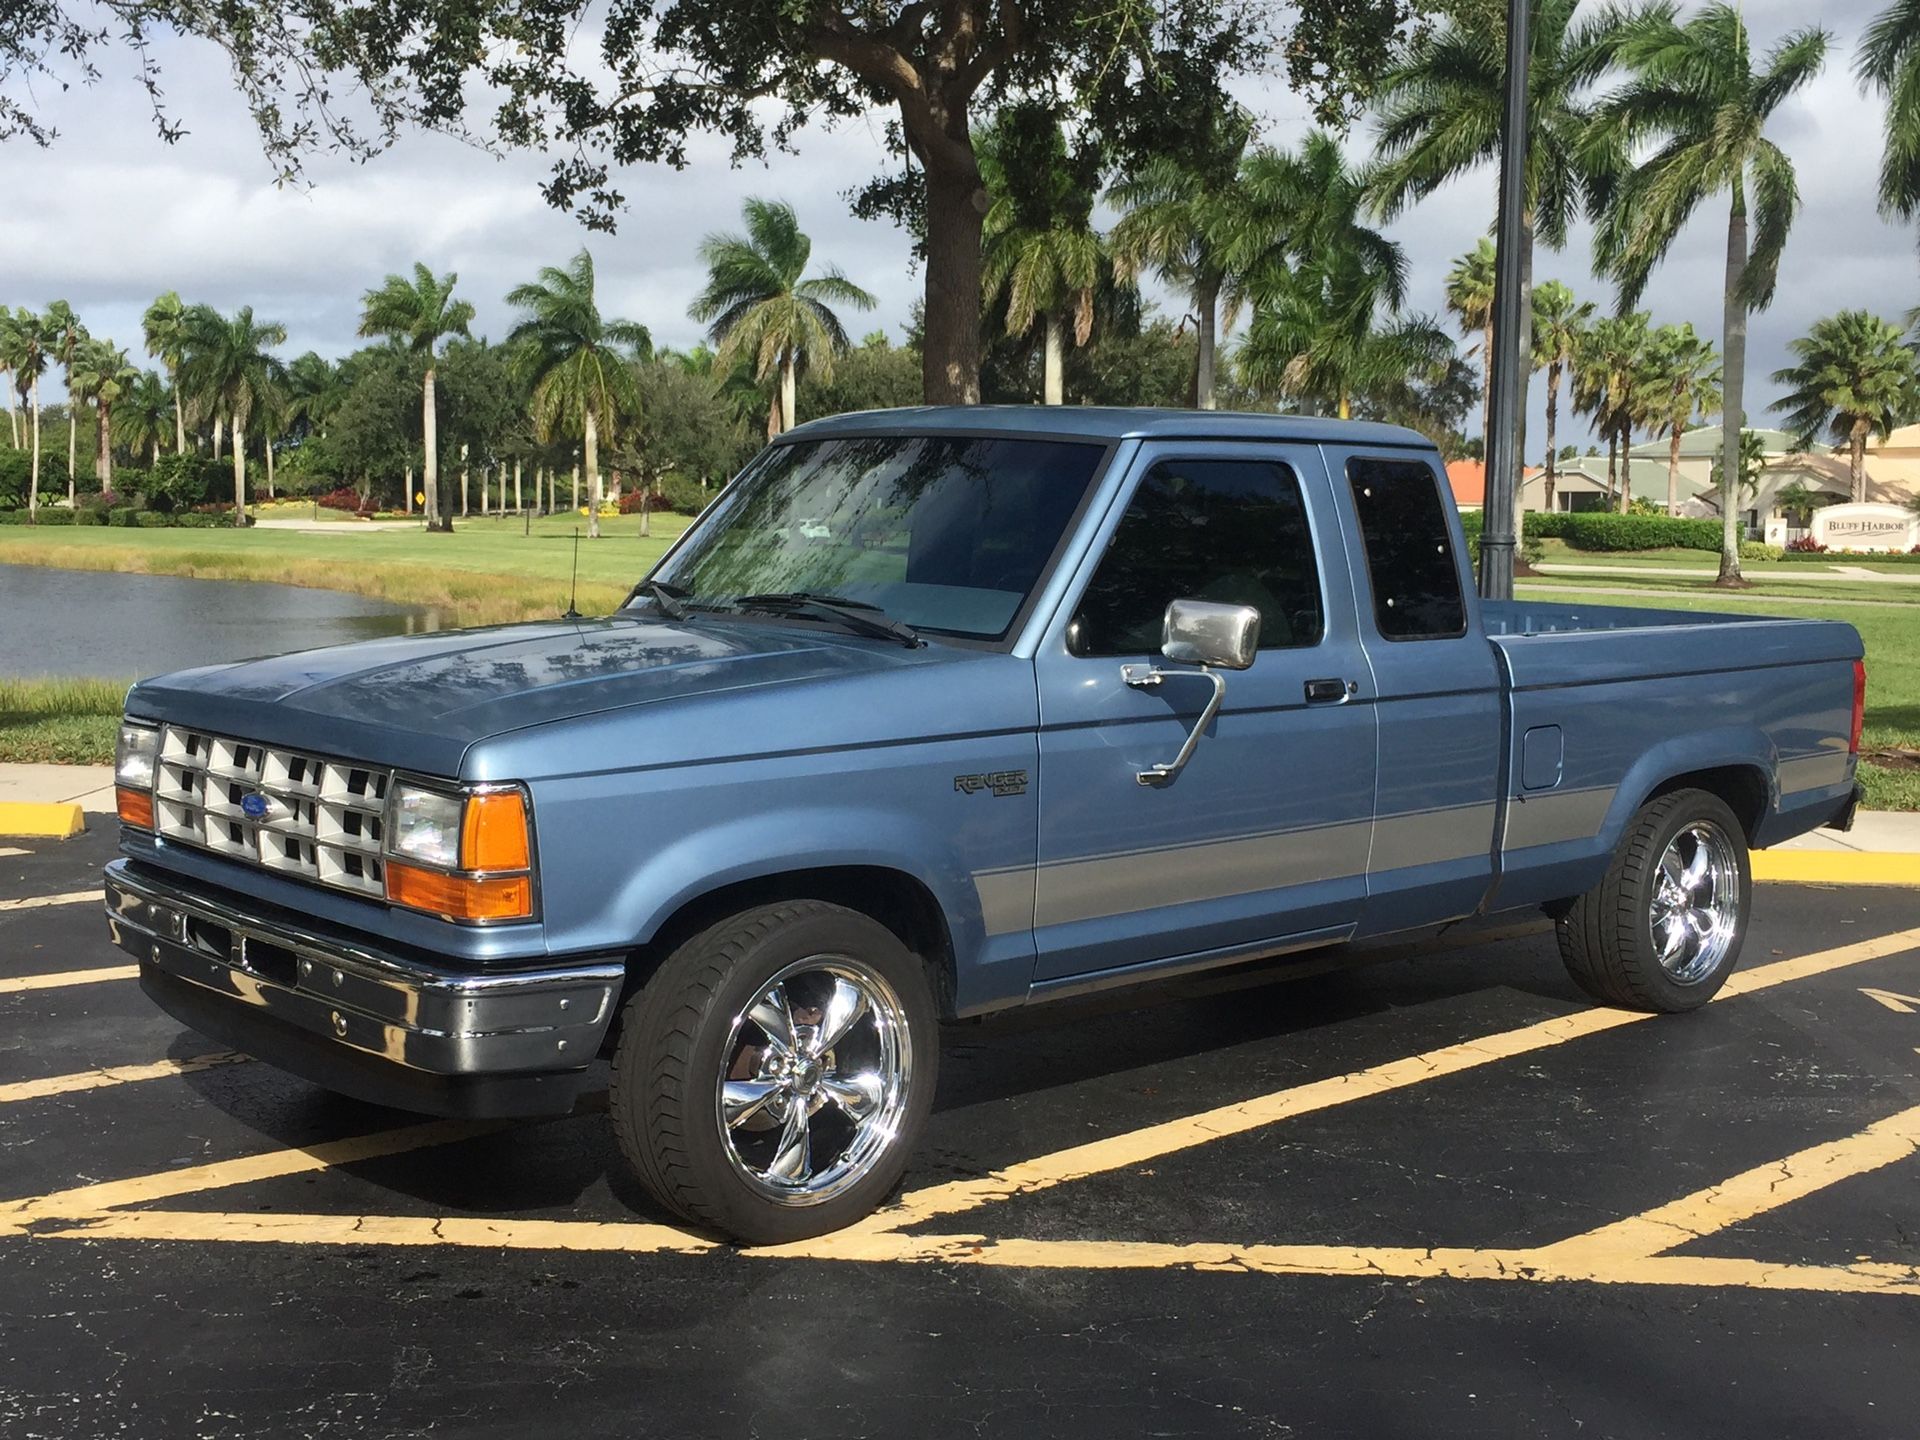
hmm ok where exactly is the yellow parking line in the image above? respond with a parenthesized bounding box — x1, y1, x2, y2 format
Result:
(1535, 1102, 1920, 1268)
(0, 964, 138, 995)
(41, 1209, 716, 1254)
(0, 1052, 250, 1106)
(0, 890, 98, 914)
(0, 1116, 511, 1232)
(858, 925, 1920, 1234)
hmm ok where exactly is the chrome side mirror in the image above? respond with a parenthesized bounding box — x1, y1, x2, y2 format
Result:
(1119, 600, 1262, 787)
(1161, 599, 1261, 670)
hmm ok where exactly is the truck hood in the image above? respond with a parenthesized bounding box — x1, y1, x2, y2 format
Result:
(128, 615, 983, 776)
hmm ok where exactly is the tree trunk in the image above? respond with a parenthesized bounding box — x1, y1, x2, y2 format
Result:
(584, 410, 601, 541)
(918, 152, 987, 405)
(422, 367, 440, 529)
(98, 405, 111, 492)
(212, 414, 224, 461)
(231, 413, 246, 527)
(570, 460, 580, 514)
(461, 443, 470, 516)
(1618, 422, 1633, 516)
(1718, 189, 1749, 585)
(1337, 389, 1352, 421)
(780, 351, 797, 433)
(1544, 362, 1560, 511)
(27, 379, 40, 520)
(67, 405, 76, 505)
(1668, 425, 1683, 517)
(405, 465, 414, 515)
(172, 381, 185, 454)
(1042, 313, 1065, 405)
(264, 428, 274, 499)
(640, 483, 651, 539)
(514, 459, 523, 512)
(1193, 273, 1220, 410)
(4, 383, 17, 448)
(1606, 431, 1618, 505)
(1850, 422, 1868, 502)
(1509, 213, 1534, 566)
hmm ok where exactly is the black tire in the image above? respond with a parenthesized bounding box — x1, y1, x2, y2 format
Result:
(1556, 788, 1752, 1012)
(610, 900, 938, 1244)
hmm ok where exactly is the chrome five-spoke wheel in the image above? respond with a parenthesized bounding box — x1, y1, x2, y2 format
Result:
(1649, 819, 1742, 985)
(718, 957, 913, 1206)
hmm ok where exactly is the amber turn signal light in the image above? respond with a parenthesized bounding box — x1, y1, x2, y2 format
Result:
(385, 862, 532, 922)
(461, 789, 531, 871)
(116, 787, 154, 830)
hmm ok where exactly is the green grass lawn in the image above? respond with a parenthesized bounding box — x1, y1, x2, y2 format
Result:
(1531, 541, 1920, 582)
(1522, 586, 1920, 810)
(0, 677, 130, 766)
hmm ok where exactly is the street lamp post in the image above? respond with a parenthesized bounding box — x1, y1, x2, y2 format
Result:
(1479, 0, 1532, 601)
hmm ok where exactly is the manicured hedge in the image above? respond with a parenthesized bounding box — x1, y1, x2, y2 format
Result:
(1460, 509, 1729, 553)
(1779, 548, 1920, 563)
(0, 508, 75, 525)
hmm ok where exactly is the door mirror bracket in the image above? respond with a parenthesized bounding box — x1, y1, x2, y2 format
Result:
(1120, 601, 1261, 787)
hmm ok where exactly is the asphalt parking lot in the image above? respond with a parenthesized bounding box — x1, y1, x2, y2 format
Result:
(3, 827, 1918, 1439)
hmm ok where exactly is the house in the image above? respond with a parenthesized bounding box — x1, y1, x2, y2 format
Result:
(1445, 459, 1486, 511)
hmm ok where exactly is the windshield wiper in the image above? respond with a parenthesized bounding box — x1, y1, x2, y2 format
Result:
(732, 592, 922, 648)
(627, 578, 691, 621)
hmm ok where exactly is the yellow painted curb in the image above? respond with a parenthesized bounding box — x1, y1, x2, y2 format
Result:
(1753, 850, 1919, 886)
(0, 801, 85, 839)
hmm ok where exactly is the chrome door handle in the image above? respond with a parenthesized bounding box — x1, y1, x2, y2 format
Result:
(1304, 678, 1356, 704)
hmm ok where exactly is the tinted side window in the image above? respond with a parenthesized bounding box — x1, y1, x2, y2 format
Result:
(1070, 459, 1325, 657)
(1345, 457, 1467, 640)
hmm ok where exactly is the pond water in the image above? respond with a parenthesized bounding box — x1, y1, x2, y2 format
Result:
(0, 564, 442, 680)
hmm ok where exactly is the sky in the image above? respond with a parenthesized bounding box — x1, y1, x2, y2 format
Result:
(0, 0, 1909, 455)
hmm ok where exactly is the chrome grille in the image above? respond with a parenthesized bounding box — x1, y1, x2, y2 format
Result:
(152, 726, 392, 898)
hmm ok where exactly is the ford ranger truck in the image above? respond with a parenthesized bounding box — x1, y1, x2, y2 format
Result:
(104, 408, 1868, 1243)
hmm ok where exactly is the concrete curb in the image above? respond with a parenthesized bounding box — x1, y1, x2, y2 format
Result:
(1753, 851, 1918, 886)
(0, 802, 86, 839)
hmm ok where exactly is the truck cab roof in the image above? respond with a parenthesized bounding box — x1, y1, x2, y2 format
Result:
(779, 405, 1437, 451)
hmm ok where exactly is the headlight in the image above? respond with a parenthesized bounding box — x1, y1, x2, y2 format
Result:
(116, 722, 159, 789)
(115, 722, 159, 829)
(389, 784, 464, 868)
(383, 783, 535, 923)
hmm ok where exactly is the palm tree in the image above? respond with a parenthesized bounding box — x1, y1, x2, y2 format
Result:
(179, 306, 288, 526)
(977, 115, 1106, 406)
(1644, 324, 1722, 515)
(1371, 0, 1621, 544)
(0, 309, 51, 519)
(508, 249, 651, 540)
(1858, 1, 1920, 224)
(68, 339, 139, 492)
(1109, 109, 1272, 410)
(1531, 281, 1594, 513)
(1445, 240, 1498, 449)
(1772, 310, 1920, 501)
(141, 292, 191, 454)
(44, 301, 88, 503)
(1596, 2, 1830, 582)
(114, 370, 173, 467)
(691, 199, 874, 430)
(358, 264, 475, 529)
(1573, 312, 1653, 511)
(284, 352, 345, 443)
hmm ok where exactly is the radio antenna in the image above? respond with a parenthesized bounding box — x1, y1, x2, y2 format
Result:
(563, 528, 582, 619)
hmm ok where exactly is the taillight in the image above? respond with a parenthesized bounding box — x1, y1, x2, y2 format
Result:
(1850, 659, 1867, 755)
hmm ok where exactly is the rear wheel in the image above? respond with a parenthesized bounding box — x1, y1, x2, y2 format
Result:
(610, 900, 937, 1244)
(1556, 788, 1750, 1012)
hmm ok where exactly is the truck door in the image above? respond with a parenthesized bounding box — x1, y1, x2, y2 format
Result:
(1324, 447, 1503, 933)
(1030, 443, 1379, 985)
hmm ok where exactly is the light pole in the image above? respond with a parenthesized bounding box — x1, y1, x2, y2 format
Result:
(1479, 0, 1532, 601)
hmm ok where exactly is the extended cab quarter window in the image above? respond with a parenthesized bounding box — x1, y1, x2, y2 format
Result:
(1070, 458, 1325, 657)
(1345, 456, 1468, 640)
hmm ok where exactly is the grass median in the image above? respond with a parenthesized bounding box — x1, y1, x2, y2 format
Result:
(0, 677, 129, 765)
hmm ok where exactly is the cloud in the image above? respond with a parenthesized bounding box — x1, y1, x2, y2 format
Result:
(2, 1, 1911, 455)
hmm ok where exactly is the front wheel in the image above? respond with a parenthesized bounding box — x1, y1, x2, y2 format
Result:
(610, 900, 938, 1244)
(1556, 788, 1751, 1012)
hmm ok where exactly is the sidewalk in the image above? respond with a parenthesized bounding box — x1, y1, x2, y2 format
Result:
(1775, 810, 1920, 853)
(1532, 561, 1920, 586)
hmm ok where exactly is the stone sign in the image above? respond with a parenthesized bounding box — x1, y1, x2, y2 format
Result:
(1810, 503, 1920, 553)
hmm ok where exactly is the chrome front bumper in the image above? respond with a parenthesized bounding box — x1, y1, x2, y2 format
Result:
(104, 858, 623, 1117)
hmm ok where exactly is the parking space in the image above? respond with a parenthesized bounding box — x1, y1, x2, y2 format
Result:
(3, 828, 1918, 1437)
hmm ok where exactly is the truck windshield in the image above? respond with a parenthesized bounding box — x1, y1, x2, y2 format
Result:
(644, 434, 1107, 640)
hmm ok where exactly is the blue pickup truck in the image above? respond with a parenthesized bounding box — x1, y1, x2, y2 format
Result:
(104, 408, 1867, 1241)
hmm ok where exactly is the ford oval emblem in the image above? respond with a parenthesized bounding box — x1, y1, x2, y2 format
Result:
(240, 792, 270, 820)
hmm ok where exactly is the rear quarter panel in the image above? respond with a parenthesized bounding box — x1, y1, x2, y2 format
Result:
(1486, 603, 1862, 910)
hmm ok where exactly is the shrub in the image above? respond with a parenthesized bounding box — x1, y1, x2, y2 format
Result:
(172, 511, 231, 528)
(1739, 541, 1785, 562)
(317, 486, 374, 515)
(72, 507, 107, 526)
(0, 507, 75, 525)
(1786, 536, 1827, 553)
